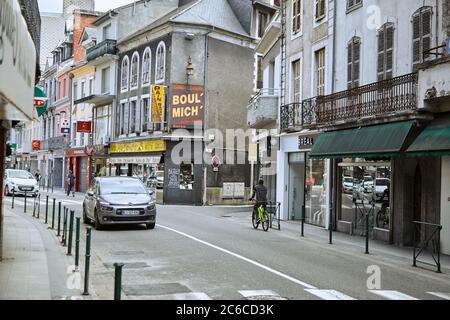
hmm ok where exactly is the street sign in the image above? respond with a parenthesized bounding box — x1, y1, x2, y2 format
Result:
(61, 119, 70, 135)
(447, 38, 450, 55)
(212, 155, 221, 172)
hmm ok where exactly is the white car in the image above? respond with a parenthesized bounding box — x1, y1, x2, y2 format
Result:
(363, 176, 374, 193)
(4, 169, 40, 197)
(342, 177, 354, 194)
(375, 178, 390, 199)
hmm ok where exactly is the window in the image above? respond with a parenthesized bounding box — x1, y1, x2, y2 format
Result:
(142, 48, 151, 85)
(101, 67, 110, 94)
(81, 80, 86, 98)
(130, 52, 139, 89)
(120, 102, 129, 135)
(130, 100, 137, 133)
(315, 48, 326, 96)
(103, 24, 112, 40)
(89, 78, 94, 95)
(155, 42, 166, 83)
(179, 163, 194, 190)
(257, 11, 269, 38)
(121, 56, 130, 91)
(73, 81, 78, 101)
(292, 59, 301, 103)
(377, 23, 394, 81)
(347, 0, 362, 12)
(141, 97, 151, 132)
(63, 79, 66, 97)
(292, 0, 302, 34)
(115, 104, 121, 137)
(347, 37, 361, 89)
(412, 7, 432, 70)
(315, 0, 326, 21)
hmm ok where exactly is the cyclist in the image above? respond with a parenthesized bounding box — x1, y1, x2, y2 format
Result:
(249, 179, 268, 222)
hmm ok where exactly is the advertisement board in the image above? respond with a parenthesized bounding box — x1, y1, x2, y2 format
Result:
(170, 84, 205, 129)
(151, 85, 165, 123)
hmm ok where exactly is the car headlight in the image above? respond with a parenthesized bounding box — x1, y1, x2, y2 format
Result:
(100, 202, 114, 212)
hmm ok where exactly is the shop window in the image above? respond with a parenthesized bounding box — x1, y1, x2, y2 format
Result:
(179, 163, 194, 190)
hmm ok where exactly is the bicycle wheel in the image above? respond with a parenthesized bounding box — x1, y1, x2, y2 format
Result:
(261, 213, 270, 232)
(252, 213, 259, 229)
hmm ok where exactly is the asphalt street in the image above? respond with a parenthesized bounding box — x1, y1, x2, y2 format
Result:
(4, 190, 450, 301)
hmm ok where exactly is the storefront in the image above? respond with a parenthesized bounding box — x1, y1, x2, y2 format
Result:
(91, 144, 110, 177)
(277, 132, 330, 227)
(66, 149, 91, 193)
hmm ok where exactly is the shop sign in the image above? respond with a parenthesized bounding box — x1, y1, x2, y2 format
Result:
(109, 156, 161, 165)
(32, 140, 40, 151)
(170, 84, 205, 129)
(66, 149, 87, 157)
(298, 135, 317, 150)
(110, 140, 166, 154)
(77, 121, 92, 133)
(0, 0, 36, 121)
(151, 85, 165, 123)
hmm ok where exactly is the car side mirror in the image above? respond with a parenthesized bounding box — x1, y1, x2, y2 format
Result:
(149, 190, 155, 197)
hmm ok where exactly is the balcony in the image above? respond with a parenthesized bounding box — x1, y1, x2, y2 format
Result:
(41, 136, 70, 151)
(247, 89, 279, 128)
(86, 39, 117, 62)
(316, 73, 418, 128)
(280, 97, 318, 132)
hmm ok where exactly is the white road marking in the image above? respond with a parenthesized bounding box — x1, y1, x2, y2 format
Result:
(305, 289, 356, 300)
(239, 290, 280, 298)
(172, 292, 212, 300)
(369, 290, 419, 300)
(157, 224, 317, 290)
(427, 292, 450, 300)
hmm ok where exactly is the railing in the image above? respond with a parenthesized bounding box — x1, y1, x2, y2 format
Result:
(316, 73, 418, 126)
(247, 88, 280, 110)
(413, 221, 442, 273)
(247, 88, 279, 128)
(423, 44, 447, 61)
(280, 97, 318, 131)
(86, 39, 117, 62)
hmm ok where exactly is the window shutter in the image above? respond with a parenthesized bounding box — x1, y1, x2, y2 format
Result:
(377, 29, 385, 81)
(320, 0, 326, 18)
(422, 9, 432, 60)
(412, 13, 421, 66)
(353, 40, 360, 87)
(385, 25, 394, 79)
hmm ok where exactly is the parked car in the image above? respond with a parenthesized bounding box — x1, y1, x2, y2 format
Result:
(363, 176, 374, 193)
(83, 177, 156, 230)
(375, 178, 390, 200)
(342, 177, 353, 194)
(4, 169, 39, 197)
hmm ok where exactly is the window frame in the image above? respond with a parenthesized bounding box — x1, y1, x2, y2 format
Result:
(121, 55, 130, 93)
(142, 47, 152, 86)
(412, 6, 433, 70)
(377, 23, 395, 81)
(346, 0, 363, 14)
(315, 0, 326, 22)
(347, 36, 361, 89)
(155, 41, 166, 84)
(130, 52, 140, 91)
(292, 0, 302, 36)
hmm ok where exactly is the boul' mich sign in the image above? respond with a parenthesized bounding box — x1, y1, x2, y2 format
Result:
(170, 84, 205, 129)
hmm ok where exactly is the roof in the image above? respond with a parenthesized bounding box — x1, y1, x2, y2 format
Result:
(119, 0, 250, 45)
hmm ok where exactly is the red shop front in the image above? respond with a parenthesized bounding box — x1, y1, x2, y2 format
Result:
(66, 149, 91, 193)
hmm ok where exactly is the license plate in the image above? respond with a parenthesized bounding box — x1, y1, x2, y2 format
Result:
(22, 187, 33, 191)
(123, 210, 140, 215)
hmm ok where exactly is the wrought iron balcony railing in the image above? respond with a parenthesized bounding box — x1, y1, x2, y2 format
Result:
(86, 39, 117, 62)
(316, 73, 418, 125)
(280, 97, 318, 132)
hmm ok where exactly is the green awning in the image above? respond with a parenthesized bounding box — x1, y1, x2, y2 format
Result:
(310, 121, 415, 159)
(407, 114, 450, 157)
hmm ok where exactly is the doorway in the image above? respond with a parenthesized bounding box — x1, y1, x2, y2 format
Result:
(413, 164, 422, 244)
(288, 153, 305, 221)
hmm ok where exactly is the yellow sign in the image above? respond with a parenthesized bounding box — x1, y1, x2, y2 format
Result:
(152, 85, 165, 123)
(111, 140, 166, 154)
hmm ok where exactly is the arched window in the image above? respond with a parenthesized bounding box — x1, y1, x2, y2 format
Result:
(130, 52, 140, 89)
(347, 36, 361, 89)
(121, 56, 130, 92)
(142, 47, 151, 85)
(377, 23, 395, 81)
(155, 41, 166, 83)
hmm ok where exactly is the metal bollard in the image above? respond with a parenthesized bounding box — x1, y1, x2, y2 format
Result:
(37, 194, 41, 219)
(24, 191, 27, 213)
(75, 217, 81, 268)
(11, 189, 15, 209)
(57, 202, 62, 236)
(62, 208, 68, 246)
(83, 228, 92, 296)
(51, 198, 56, 229)
(67, 210, 74, 256)
(365, 212, 370, 254)
(114, 263, 124, 300)
(329, 207, 333, 245)
(45, 195, 49, 224)
(301, 205, 305, 237)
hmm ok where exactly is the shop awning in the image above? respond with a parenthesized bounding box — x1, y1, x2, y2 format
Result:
(310, 120, 415, 159)
(407, 115, 450, 157)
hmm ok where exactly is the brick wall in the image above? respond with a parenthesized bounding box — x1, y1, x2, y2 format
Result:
(73, 13, 99, 64)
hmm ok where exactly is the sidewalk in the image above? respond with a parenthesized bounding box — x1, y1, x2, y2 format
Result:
(0, 200, 85, 300)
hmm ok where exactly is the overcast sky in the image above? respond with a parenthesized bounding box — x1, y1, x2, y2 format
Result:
(38, 0, 137, 13)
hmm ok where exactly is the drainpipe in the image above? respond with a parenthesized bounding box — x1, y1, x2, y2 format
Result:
(203, 31, 211, 206)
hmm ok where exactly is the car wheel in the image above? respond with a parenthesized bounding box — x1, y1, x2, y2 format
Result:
(94, 210, 104, 230)
(82, 205, 90, 224)
(146, 222, 156, 230)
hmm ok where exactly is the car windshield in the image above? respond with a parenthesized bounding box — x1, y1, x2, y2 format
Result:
(100, 179, 147, 195)
(8, 170, 34, 179)
(376, 179, 390, 186)
(364, 177, 373, 182)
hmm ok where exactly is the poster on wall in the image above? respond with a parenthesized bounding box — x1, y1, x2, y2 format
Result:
(170, 84, 205, 129)
(151, 85, 165, 123)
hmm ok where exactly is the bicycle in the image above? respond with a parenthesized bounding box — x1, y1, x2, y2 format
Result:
(376, 203, 390, 229)
(251, 201, 269, 232)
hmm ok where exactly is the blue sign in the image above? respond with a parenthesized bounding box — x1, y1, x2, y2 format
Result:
(61, 127, 70, 135)
(447, 38, 450, 55)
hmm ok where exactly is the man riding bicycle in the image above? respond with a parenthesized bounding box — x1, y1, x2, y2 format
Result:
(249, 180, 268, 222)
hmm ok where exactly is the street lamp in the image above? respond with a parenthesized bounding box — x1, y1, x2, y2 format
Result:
(186, 56, 194, 91)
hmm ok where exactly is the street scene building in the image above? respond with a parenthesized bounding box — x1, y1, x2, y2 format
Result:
(2, 0, 450, 303)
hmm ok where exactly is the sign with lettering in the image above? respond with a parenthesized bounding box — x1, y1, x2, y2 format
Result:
(167, 168, 180, 189)
(170, 84, 205, 129)
(110, 140, 166, 154)
(298, 135, 317, 150)
(0, 0, 36, 121)
(77, 121, 92, 133)
(151, 85, 165, 123)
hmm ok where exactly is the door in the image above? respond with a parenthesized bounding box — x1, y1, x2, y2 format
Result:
(413, 164, 422, 244)
(288, 153, 305, 221)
